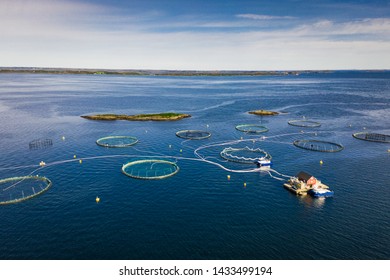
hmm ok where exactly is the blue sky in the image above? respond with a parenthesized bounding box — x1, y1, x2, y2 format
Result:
(1, 0, 389, 70)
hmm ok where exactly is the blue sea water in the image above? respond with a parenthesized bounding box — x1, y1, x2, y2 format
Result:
(0, 71, 389, 260)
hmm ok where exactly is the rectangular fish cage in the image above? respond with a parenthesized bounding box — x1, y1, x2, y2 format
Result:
(29, 138, 53, 150)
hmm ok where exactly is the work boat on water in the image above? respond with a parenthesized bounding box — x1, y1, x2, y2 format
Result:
(283, 171, 334, 197)
(308, 187, 334, 197)
(256, 159, 272, 169)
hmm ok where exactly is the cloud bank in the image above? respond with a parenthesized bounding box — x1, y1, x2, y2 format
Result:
(0, 0, 389, 70)
(236, 14, 296, 20)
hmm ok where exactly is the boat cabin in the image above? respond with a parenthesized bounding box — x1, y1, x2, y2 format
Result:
(296, 171, 317, 186)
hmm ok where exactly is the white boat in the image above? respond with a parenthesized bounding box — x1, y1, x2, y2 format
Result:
(308, 188, 334, 197)
(256, 159, 272, 169)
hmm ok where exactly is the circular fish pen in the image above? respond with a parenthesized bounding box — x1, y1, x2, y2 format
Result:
(288, 120, 321, 127)
(96, 136, 138, 148)
(220, 147, 272, 164)
(293, 140, 344, 152)
(175, 130, 211, 140)
(0, 175, 52, 205)
(122, 159, 179, 180)
(352, 132, 390, 143)
(235, 124, 269, 134)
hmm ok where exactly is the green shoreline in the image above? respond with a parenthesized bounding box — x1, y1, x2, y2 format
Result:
(0, 67, 332, 77)
(81, 113, 191, 121)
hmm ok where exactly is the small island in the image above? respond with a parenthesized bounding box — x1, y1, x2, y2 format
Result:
(81, 112, 191, 121)
(248, 110, 279, 116)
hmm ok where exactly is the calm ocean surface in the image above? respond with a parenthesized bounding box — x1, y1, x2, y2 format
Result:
(0, 71, 389, 260)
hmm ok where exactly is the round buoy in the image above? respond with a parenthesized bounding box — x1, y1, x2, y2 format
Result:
(320, 160, 323, 165)
(244, 182, 247, 187)
(79, 159, 82, 164)
(169, 145, 172, 148)
(73, 155, 77, 159)
(180, 149, 182, 153)
(61, 136, 65, 140)
(96, 196, 100, 203)
(227, 175, 230, 180)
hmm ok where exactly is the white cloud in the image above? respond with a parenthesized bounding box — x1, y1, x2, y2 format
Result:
(343, 18, 390, 35)
(0, 0, 107, 38)
(236, 14, 296, 20)
(312, 20, 334, 29)
(295, 18, 390, 37)
(3, 27, 389, 70)
(0, 0, 105, 21)
(0, 0, 389, 70)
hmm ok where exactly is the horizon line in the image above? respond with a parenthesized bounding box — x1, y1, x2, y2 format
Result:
(1, 66, 389, 72)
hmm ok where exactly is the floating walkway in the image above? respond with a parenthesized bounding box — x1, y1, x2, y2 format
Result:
(96, 136, 138, 148)
(176, 130, 211, 140)
(352, 132, 390, 143)
(293, 139, 344, 152)
(288, 120, 321, 128)
(220, 146, 272, 164)
(235, 124, 269, 134)
(0, 175, 52, 205)
(122, 159, 179, 180)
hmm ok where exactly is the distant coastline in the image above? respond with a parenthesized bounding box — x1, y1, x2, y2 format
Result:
(0, 67, 333, 77)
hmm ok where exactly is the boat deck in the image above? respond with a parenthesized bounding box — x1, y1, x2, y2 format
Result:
(283, 182, 330, 196)
(283, 183, 309, 195)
